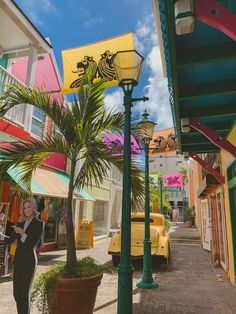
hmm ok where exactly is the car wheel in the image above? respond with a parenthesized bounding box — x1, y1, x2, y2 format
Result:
(163, 245, 171, 265)
(112, 255, 120, 267)
(162, 256, 169, 265)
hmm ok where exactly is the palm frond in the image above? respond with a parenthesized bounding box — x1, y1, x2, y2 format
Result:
(0, 85, 77, 145)
(110, 155, 145, 211)
(0, 136, 71, 193)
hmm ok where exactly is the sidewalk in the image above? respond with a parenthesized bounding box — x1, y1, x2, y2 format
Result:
(1, 223, 236, 313)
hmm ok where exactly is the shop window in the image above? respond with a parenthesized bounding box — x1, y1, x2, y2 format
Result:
(93, 200, 108, 236)
(169, 201, 174, 208)
(36, 197, 59, 244)
(177, 201, 183, 209)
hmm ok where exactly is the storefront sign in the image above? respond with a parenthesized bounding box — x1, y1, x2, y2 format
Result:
(76, 220, 94, 249)
(162, 173, 183, 187)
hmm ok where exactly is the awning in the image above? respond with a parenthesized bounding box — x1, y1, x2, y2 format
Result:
(7, 166, 95, 201)
(155, 1, 236, 154)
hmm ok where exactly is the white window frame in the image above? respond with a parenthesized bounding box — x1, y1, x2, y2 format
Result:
(30, 106, 46, 139)
(216, 187, 228, 271)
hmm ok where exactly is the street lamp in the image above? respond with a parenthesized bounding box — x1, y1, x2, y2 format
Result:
(112, 50, 148, 314)
(159, 176, 163, 214)
(136, 110, 158, 289)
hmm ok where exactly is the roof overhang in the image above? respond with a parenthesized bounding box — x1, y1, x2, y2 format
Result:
(0, 0, 52, 56)
(154, 0, 236, 154)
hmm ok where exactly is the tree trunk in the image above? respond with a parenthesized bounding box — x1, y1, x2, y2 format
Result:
(66, 159, 77, 264)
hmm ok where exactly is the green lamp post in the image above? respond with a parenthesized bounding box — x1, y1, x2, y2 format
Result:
(136, 110, 158, 289)
(159, 176, 163, 214)
(112, 50, 148, 314)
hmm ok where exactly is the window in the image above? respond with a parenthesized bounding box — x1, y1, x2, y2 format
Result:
(112, 166, 122, 183)
(53, 123, 63, 137)
(93, 201, 108, 236)
(31, 107, 45, 138)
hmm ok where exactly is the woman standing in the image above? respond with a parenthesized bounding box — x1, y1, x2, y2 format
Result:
(172, 207, 180, 225)
(5, 198, 44, 314)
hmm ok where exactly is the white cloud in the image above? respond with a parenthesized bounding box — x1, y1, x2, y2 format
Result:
(141, 45, 173, 130)
(104, 89, 123, 112)
(134, 14, 173, 130)
(105, 14, 173, 130)
(78, 4, 103, 28)
(18, 0, 57, 25)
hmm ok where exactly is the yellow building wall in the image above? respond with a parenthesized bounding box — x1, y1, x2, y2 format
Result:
(220, 124, 236, 285)
(86, 201, 94, 220)
(84, 177, 111, 202)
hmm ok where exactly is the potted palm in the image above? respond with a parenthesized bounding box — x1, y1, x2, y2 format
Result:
(0, 75, 144, 313)
(31, 256, 104, 314)
(185, 207, 195, 228)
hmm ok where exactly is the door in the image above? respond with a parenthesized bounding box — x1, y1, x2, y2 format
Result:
(210, 195, 220, 264)
(201, 199, 211, 251)
(216, 189, 228, 270)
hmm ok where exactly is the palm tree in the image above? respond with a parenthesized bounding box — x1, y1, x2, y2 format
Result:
(0, 77, 144, 265)
(150, 186, 171, 213)
(149, 172, 171, 213)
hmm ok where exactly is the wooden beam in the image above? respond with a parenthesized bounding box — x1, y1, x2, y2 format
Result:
(181, 143, 219, 152)
(189, 152, 225, 185)
(190, 117, 236, 158)
(179, 103, 236, 118)
(179, 79, 236, 100)
(194, 0, 236, 41)
(177, 43, 236, 67)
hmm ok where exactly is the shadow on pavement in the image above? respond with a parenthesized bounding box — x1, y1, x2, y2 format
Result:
(37, 254, 65, 265)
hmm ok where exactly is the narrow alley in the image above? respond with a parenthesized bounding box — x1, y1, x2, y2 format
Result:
(1, 223, 236, 314)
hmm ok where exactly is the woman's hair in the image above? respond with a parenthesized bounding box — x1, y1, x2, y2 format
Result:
(22, 198, 38, 218)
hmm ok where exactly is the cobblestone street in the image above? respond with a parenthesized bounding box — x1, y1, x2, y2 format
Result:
(1, 223, 236, 313)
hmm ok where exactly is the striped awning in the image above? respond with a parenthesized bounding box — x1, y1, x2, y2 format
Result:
(7, 166, 95, 201)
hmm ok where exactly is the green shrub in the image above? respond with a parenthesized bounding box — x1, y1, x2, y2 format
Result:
(164, 218, 170, 231)
(31, 257, 104, 314)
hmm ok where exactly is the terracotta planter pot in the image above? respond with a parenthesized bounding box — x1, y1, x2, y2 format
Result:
(185, 220, 193, 228)
(50, 273, 103, 314)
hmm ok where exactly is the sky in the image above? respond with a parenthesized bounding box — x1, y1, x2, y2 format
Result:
(15, 0, 173, 130)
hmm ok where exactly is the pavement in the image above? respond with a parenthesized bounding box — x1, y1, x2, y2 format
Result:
(1, 223, 236, 313)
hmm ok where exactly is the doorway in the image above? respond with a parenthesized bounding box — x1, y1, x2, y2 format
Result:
(210, 195, 220, 264)
(201, 199, 211, 251)
(216, 188, 228, 270)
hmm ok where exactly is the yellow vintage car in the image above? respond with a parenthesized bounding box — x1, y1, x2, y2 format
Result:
(108, 212, 170, 266)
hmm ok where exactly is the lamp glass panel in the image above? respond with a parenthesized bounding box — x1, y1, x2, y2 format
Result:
(113, 50, 143, 83)
(137, 121, 155, 140)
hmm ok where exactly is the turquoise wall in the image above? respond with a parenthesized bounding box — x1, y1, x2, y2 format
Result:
(0, 55, 8, 69)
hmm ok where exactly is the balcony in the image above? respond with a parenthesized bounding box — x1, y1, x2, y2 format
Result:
(0, 65, 27, 128)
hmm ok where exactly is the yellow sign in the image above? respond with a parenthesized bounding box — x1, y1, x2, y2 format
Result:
(76, 220, 94, 249)
(61, 32, 134, 94)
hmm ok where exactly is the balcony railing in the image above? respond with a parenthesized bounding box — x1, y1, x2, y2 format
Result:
(0, 65, 27, 127)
